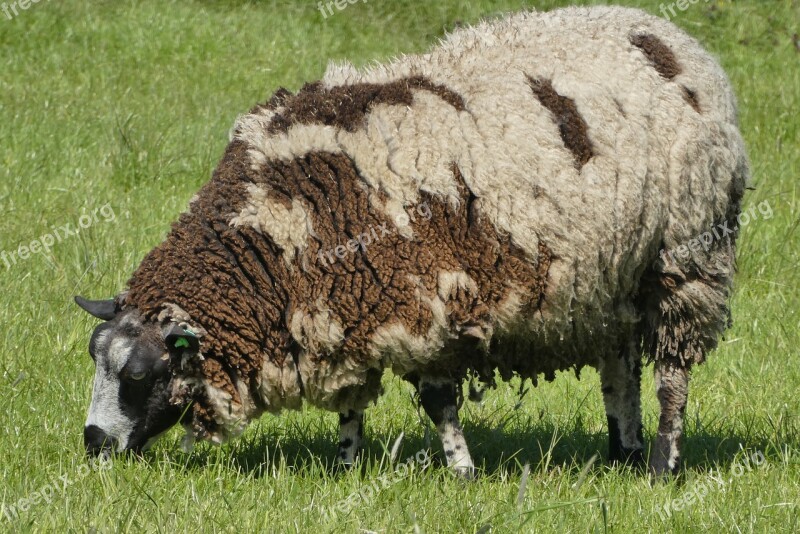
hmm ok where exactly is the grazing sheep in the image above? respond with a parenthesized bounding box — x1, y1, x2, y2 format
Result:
(76, 5, 749, 477)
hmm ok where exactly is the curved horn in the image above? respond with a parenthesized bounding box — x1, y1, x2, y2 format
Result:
(74, 296, 117, 321)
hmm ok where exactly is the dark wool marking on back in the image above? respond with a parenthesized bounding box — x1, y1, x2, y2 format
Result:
(406, 76, 467, 111)
(629, 33, 682, 80)
(266, 75, 466, 134)
(526, 76, 594, 169)
(681, 86, 701, 113)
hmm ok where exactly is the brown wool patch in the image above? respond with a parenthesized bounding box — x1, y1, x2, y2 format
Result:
(245, 153, 553, 380)
(681, 86, 701, 113)
(125, 138, 292, 427)
(526, 76, 594, 169)
(125, 145, 555, 432)
(189, 393, 219, 438)
(266, 75, 466, 134)
(630, 33, 682, 80)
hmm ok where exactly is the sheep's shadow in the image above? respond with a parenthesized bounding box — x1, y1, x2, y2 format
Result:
(172, 417, 787, 480)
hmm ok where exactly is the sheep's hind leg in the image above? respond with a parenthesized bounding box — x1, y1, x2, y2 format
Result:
(417, 376, 475, 479)
(598, 340, 645, 467)
(651, 361, 689, 477)
(336, 410, 364, 467)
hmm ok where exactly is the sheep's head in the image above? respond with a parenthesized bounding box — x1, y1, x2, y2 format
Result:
(74, 296, 194, 457)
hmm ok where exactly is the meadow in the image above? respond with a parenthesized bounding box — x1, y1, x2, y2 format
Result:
(0, 0, 798, 532)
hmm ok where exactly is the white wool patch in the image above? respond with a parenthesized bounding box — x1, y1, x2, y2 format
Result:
(369, 322, 445, 376)
(368, 275, 457, 372)
(205, 386, 246, 442)
(230, 183, 316, 265)
(156, 303, 207, 337)
(365, 277, 475, 375)
(296, 351, 376, 411)
(382, 198, 414, 239)
(289, 307, 345, 353)
(437, 270, 478, 302)
(230, 106, 281, 146)
(489, 288, 525, 330)
(243, 126, 342, 170)
(195, 376, 248, 442)
(408, 274, 449, 332)
(257, 357, 303, 413)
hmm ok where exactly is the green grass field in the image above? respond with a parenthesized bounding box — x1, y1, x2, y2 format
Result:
(1, 0, 798, 532)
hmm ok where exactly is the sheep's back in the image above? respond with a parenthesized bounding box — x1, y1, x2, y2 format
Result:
(225, 6, 748, 410)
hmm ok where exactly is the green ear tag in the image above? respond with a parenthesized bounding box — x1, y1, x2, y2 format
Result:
(174, 337, 190, 349)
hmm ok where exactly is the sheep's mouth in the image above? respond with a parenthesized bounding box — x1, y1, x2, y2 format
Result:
(86, 446, 115, 460)
(85, 436, 146, 460)
(84, 424, 118, 458)
(86, 444, 145, 460)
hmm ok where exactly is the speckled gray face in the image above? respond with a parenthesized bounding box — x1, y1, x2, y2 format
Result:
(75, 297, 186, 456)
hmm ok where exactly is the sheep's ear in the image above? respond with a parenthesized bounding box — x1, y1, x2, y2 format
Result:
(74, 296, 117, 321)
(165, 324, 200, 356)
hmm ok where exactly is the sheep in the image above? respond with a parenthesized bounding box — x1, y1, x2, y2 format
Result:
(75, 5, 749, 478)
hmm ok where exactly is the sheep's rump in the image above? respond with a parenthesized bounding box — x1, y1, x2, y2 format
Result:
(125, 6, 748, 439)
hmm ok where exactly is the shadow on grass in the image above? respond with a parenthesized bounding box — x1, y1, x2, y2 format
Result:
(168, 414, 795, 480)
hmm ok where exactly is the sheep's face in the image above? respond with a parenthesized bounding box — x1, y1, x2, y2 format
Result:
(74, 297, 191, 457)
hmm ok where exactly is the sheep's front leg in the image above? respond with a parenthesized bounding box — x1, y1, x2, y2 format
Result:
(337, 410, 363, 467)
(650, 361, 689, 477)
(598, 341, 645, 467)
(417, 376, 475, 479)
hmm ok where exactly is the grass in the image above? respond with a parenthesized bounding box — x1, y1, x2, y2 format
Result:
(0, 0, 798, 531)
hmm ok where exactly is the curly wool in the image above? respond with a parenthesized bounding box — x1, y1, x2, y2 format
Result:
(123, 6, 748, 442)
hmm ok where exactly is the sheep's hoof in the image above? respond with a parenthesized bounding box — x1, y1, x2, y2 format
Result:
(648, 457, 680, 482)
(453, 465, 478, 481)
(610, 448, 645, 471)
(333, 459, 358, 474)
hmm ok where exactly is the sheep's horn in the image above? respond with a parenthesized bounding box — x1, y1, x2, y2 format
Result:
(74, 296, 117, 321)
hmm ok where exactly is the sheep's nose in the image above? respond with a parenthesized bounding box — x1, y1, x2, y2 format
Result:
(84, 425, 116, 456)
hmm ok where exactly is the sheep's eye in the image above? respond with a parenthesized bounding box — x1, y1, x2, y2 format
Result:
(129, 371, 148, 381)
